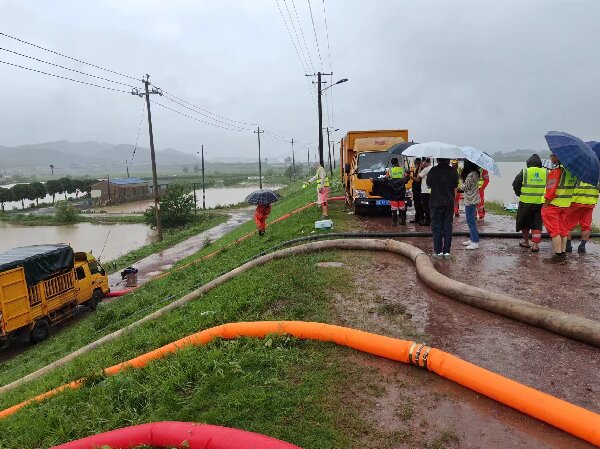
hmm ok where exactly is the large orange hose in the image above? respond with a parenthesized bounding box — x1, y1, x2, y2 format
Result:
(1, 321, 598, 446)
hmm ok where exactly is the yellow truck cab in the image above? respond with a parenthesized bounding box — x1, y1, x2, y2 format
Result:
(0, 245, 109, 343)
(340, 130, 409, 214)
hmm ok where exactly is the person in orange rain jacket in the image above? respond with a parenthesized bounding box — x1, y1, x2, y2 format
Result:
(477, 168, 490, 219)
(254, 204, 272, 236)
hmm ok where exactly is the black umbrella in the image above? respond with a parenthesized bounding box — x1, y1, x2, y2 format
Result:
(388, 142, 416, 156)
(245, 189, 280, 205)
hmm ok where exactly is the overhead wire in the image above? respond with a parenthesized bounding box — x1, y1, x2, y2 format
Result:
(307, 0, 331, 127)
(0, 47, 138, 88)
(0, 59, 131, 93)
(0, 32, 139, 81)
(321, 0, 335, 125)
(128, 100, 146, 171)
(289, 0, 316, 76)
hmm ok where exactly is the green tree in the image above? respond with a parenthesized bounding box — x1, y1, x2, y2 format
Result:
(54, 200, 79, 222)
(29, 182, 47, 206)
(10, 184, 30, 209)
(59, 177, 75, 200)
(0, 187, 13, 211)
(144, 182, 194, 228)
(46, 179, 62, 203)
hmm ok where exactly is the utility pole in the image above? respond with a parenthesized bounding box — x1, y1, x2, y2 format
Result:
(106, 173, 111, 205)
(307, 147, 310, 174)
(254, 126, 264, 189)
(133, 75, 163, 241)
(199, 145, 206, 210)
(325, 127, 334, 176)
(306, 71, 333, 167)
(126, 160, 130, 178)
(291, 138, 296, 179)
(49, 164, 54, 176)
(330, 140, 336, 170)
(193, 182, 197, 214)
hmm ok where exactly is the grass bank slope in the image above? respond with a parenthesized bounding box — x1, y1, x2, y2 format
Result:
(0, 183, 359, 449)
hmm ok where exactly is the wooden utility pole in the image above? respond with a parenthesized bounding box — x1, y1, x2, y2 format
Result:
(133, 75, 163, 240)
(254, 127, 264, 189)
(291, 138, 296, 179)
(125, 160, 130, 178)
(325, 127, 334, 175)
(201, 144, 206, 209)
(306, 71, 333, 167)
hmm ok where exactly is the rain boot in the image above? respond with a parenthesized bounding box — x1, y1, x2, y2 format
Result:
(399, 209, 406, 226)
(391, 210, 398, 226)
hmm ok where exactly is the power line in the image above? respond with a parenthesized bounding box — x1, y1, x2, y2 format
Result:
(150, 99, 257, 132)
(290, 0, 316, 75)
(0, 59, 131, 93)
(282, 0, 312, 78)
(158, 92, 255, 131)
(154, 86, 260, 127)
(307, 0, 324, 69)
(0, 47, 138, 88)
(321, 0, 335, 124)
(0, 32, 139, 81)
(129, 100, 146, 170)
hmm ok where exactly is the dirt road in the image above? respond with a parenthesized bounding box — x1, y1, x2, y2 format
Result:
(332, 209, 599, 449)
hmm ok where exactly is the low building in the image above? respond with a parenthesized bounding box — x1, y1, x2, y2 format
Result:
(90, 178, 149, 206)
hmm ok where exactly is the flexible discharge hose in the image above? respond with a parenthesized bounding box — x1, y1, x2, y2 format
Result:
(4, 322, 600, 447)
(1, 239, 598, 399)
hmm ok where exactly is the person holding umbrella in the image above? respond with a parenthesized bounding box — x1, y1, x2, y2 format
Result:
(541, 154, 576, 263)
(245, 189, 280, 236)
(460, 160, 481, 250)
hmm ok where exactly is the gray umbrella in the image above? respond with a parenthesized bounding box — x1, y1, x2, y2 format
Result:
(245, 189, 280, 205)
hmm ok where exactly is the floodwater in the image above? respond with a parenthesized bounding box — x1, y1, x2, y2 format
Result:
(0, 222, 156, 261)
(93, 185, 283, 213)
(486, 162, 599, 224)
(0, 182, 77, 211)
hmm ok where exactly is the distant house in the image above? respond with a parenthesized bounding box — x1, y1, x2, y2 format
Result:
(90, 178, 149, 206)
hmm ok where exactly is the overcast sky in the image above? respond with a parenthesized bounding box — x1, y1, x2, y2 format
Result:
(1, 0, 599, 161)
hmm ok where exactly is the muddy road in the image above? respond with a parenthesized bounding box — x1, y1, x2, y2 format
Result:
(332, 209, 599, 448)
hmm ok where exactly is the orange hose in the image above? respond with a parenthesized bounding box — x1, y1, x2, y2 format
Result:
(1, 321, 598, 446)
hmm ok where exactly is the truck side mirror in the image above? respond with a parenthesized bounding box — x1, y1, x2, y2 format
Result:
(344, 163, 351, 174)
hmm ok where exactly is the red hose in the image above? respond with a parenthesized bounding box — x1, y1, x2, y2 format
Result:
(104, 288, 136, 298)
(50, 421, 301, 449)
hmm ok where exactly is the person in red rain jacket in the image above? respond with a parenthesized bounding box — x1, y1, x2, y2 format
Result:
(254, 204, 272, 236)
(477, 168, 490, 219)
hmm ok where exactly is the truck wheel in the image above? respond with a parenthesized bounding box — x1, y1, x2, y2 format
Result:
(30, 319, 50, 343)
(87, 289, 103, 311)
(353, 203, 364, 216)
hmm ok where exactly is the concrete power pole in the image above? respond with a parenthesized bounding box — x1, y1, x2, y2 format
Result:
(254, 126, 264, 189)
(291, 138, 296, 179)
(306, 71, 333, 167)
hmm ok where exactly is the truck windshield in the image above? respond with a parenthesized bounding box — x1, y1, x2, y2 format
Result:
(357, 152, 389, 178)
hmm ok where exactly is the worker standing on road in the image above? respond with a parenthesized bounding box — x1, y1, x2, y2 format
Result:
(304, 162, 330, 218)
(254, 204, 272, 236)
(565, 179, 599, 253)
(384, 157, 409, 225)
(477, 168, 490, 219)
(417, 158, 432, 226)
(541, 154, 576, 264)
(460, 160, 481, 250)
(409, 158, 423, 224)
(512, 154, 546, 253)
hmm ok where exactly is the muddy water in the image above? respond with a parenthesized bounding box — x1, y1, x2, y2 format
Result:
(0, 222, 155, 261)
(93, 185, 284, 213)
(488, 162, 599, 224)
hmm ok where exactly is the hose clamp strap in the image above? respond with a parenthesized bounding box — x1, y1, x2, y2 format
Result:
(408, 342, 417, 365)
(414, 343, 426, 367)
(422, 347, 432, 369)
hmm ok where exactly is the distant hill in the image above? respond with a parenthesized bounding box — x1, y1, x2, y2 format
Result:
(491, 149, 551, 162)
(0, 141, 202, 175)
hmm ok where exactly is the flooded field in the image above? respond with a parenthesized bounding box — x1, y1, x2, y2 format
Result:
(0, 222, 156, 261)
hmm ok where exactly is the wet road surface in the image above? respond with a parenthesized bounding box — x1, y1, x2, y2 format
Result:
(335, 208, 599, 448)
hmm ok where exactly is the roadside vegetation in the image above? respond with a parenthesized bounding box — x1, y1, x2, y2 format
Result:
(0, 212, 145, 226)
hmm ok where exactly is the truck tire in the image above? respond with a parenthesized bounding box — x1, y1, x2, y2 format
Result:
(353, 202, 364, 216)
(30, 319, 50, 343)
(86, 289, 103, 311)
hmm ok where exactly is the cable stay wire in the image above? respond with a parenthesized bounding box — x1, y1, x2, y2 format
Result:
(0, 47, 138, 88)
(290, 0, 316, 75)
(150, 99, 259, 132)
(129, 100, 146, 170)
(321, 0, 335, 125)
(0, 32, 140, 81)
(274, 0, 318, 105)
(282, 0, 313, 78)
(153, 86, 260, 127)
(156, 93, 256, 132)
(0, 59, 131, 93)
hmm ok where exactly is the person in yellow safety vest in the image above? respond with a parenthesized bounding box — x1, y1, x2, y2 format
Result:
(477, 167, 490, 219)
(303, 162, 330, 218)
(541, 154, 577, 264)
(512, 154, 546, 252)
(383, 157, 408, 225)
(564, 179, 599, 253)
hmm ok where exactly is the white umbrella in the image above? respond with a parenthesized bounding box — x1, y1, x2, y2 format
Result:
(402, 141, 465, 159)
(460, 146, 501, 176)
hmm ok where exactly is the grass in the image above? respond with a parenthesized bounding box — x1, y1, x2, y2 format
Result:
(0, 212, 146, 226)
(0, 182, 362, 449)
(103, 212, 228, 273)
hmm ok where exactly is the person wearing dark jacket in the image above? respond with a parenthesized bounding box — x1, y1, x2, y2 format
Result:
(512, 154, 546, 252)
(426, 158, 459, 258)
(372, 158, 410, 225)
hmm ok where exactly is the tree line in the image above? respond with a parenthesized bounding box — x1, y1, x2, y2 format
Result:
(0, 178, 97, 211)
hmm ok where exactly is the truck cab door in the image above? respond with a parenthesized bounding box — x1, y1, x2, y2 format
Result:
(74, 265, 91, 304)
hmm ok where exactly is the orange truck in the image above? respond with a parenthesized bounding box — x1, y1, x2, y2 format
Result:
(0, 244, 109, 343)
(340, 129, 409, 214)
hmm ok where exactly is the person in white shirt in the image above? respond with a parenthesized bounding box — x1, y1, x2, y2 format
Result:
(417, 158, 432, 226)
